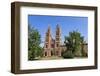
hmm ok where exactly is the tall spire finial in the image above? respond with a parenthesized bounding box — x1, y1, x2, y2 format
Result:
(56, 24, 61, 32)
(57, 24, 59, 28)
(47, 25, 51, 33)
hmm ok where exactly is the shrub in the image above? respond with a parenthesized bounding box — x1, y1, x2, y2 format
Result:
(62, 51, 74, 58)
(28, 50, 35, 60)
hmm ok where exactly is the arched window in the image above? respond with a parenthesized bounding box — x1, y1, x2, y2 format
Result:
(56, 51, 59, 56)
(45, 52, 47, 56)
(51, 51, 53, 56)
(56, 44, 59, 47)
(46, 44, 48, 48)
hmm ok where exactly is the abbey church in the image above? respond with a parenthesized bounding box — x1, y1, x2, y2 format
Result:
(43, 24, 88, 57)
(43, 25, 66, 57)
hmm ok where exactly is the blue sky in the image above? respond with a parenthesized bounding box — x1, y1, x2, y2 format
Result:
(28, 15, 88, 46)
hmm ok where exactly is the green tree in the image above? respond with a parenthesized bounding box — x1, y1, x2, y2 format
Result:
(63, 30, 85, 58)
(28, 25, 43, 60)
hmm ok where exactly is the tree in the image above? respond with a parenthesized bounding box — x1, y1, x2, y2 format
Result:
(63, 30, 85, 58)
(28, 25, 43, 60)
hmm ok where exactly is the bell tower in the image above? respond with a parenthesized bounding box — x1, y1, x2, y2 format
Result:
(44, 26, 52, 56)
(55, 24, 61, 47)
(55, 24, 61, 56)
(45, 26, 51, 48)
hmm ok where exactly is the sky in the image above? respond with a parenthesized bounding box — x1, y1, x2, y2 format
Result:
(28, 15, 88, 47)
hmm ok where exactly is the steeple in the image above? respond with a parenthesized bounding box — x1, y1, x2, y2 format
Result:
(45, 25, 52, 48)
(56, 24, 60, 35)
(43, 24, 62, 57)
(57, 24, 60, 29)
(47, 25, 50, 33)
(55, 24, 61, 47)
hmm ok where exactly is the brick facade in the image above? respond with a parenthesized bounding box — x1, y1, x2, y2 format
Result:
(43, 25, 88, 57)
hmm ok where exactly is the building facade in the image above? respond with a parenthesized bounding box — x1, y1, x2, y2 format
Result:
(43, 25, 88, 57)
(43, 25, 63, 57)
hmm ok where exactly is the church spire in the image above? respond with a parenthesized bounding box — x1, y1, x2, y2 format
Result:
(44, 25, 52, 49)
(47, 25, 51, 33)
(55, 24, 61, 47)
(57, 24, 60, 28)
(56, 24, 61, 35)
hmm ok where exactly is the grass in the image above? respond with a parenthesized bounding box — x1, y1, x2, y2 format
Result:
(40, 56, 63, 60)
(28, 56, 88, 61)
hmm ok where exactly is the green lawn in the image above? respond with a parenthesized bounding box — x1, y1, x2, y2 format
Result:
(31, 56, 87, 61)
(38, 56, 63, 60)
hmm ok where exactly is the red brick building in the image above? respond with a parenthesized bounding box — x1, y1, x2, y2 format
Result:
(43, 25, 64, 57)
(43, 25, 88, 57)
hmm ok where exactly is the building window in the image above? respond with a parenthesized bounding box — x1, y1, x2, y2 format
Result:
(46, 44, 48, 48)
(56, 44, 59, 47)
(51, 51, 53, 56)
(56, 51, 59, 55)
(56, 37, 59, 41)
(51, 44, 54, 48)
(45, 52, 47, 56)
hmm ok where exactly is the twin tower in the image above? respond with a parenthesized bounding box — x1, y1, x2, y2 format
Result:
(43, 24, 62, 57)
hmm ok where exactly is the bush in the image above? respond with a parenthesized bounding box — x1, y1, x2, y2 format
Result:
(28, 50, 35, 60)
(62, 51, 74, 58)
